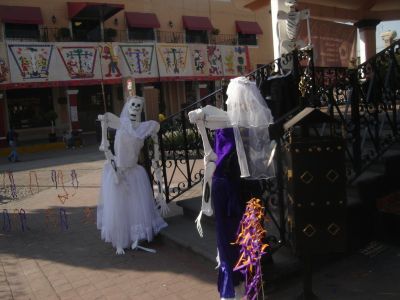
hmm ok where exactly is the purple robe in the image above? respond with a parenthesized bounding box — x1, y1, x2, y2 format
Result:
(212, 128, 244, 298)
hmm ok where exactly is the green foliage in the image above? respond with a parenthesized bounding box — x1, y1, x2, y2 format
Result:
(162, 129, 198, 150)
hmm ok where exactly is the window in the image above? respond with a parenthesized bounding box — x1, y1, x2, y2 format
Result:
(4, 23, 40, 41)
(186, 30, 208, 44)
(72, 19, 101, 42)
(128, 28, 155, 42)
(7, 88, 54, 129)
(238, 33, 257, 46)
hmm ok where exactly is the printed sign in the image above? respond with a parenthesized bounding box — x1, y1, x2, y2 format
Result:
(120, 45, 155, 76)
(156, 44, 192, 77)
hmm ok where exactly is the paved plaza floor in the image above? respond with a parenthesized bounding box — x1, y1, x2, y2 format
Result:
(1, 145, 400, 300)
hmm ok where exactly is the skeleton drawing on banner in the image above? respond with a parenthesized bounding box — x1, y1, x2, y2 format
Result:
(224, 49, 235, 75)
(188, 77, 275, 300)
(9, 45, 53, 79)
(58, 47, 97, 79)
(208, 46, 223, 76)
(235, 46, 247, 75)
(121, 46, 153, 75)
(193, 49, 206, 73)
(277, 0, 311, 55)
(159, 46, 187, 74)
(97, 96, 169, 255)
(101, 44, 122, 77)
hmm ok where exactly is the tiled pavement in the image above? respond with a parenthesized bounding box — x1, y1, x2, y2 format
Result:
(2, 145, 400, 300)
(0, 146, 218, 300)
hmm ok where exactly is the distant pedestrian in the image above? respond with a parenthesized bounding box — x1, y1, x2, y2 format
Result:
(6, 126, 20, 162)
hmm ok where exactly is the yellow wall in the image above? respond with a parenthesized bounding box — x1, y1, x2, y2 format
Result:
(0, 0, 274, 67)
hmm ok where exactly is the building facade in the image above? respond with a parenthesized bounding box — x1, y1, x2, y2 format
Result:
(0, 0, 274, 145)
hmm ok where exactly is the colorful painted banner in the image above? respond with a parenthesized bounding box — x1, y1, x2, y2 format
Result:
(189, 44, 209, 77)
(221, 45, 250, 76)
(119, 44, 158, 77)
(207, 45, 224, 76)
(298, 19, 357, 67)
(234, 46, 250, 75)
(0, 43, 10, 83)
(156, 44, 192, 77)
(58, 45, 97, 79)
(0, 42, 250, 86)
(8, 44, 53, 81)
(99, 43, 122, 78)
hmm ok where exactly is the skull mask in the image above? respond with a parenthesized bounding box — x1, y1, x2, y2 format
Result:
(126, 96, 144, 127)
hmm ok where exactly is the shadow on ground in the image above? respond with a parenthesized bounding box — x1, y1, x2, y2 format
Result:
(0, 206, 216, 285)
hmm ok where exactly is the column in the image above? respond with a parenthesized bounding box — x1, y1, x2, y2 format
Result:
(355, 19, 380, 63)
(66, 90, 80, 131)
(0, 91, 7, 147)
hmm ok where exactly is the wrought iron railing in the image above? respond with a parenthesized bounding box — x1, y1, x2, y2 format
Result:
(156, 31, 185, 44)
(152, 42, 400, 205)
(152, 49, 312, 204)
(209, 34, 238, 45)
(310, 41, 400, 181)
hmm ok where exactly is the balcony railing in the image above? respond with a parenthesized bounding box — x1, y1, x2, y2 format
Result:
(156, 31, 184, 44)
(1, 27, 242, 46)
(209, 34, 238, 45)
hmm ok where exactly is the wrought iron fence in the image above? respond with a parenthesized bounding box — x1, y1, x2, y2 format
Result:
(151, 49, 312, 204)
(310, 41, 400, 181)
(156, 31, 185, 44)
(209, 34, 238, 45)
(152, 42, 399, 205)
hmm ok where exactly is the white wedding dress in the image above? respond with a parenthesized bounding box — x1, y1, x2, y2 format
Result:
(97, 118, 167, 251)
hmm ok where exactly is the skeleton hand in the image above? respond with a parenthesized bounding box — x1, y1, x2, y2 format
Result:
(188, 109, 204, 124)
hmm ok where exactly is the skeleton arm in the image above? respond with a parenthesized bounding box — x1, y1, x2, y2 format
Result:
(188, 105, 229, 236)
(151, 124, 169, 217)
(98, 112, 121, 183)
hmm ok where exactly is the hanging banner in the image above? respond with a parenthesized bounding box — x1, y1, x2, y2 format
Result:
(298, 19, 357, 67)
(189, 44, 209, 77)
(57, 45, 98, 79)
(3, 42, 251, 86)
(234, 46, 250, 75)
(207, 45, 224, 77)
(99, 43, 122, 78)
(8, 43, 54, 81)
(156, 44, 192, 78)
(0, 43, 10, 84)
(119, 44, 158, 78)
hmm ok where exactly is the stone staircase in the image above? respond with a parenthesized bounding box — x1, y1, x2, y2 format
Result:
(160, 141, 400, 283)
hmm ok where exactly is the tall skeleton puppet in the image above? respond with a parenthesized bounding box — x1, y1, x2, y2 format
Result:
(97, 96, 168, 255)
(188, 77, 275, 300)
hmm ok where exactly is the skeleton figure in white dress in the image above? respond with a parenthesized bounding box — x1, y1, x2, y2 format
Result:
(97, 96, 168, 255)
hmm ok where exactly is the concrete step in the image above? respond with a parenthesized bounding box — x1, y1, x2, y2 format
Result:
(176, 196, 216, 226)
(160, 213, 303, 284)
(161, 214, 217, 263)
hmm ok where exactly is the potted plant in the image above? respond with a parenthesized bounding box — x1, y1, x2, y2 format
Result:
(211, 28, 220, 35)
(104, 28, 117, 42)
(45, 110, 58, 142)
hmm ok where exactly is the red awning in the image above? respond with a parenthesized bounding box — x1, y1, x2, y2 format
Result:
(182, 16, 213, 31)
(125, 12, 160, 28)
(235, 21, 263, 34)
(0, 5, 43, 24)
(67, 2, 124, 21)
